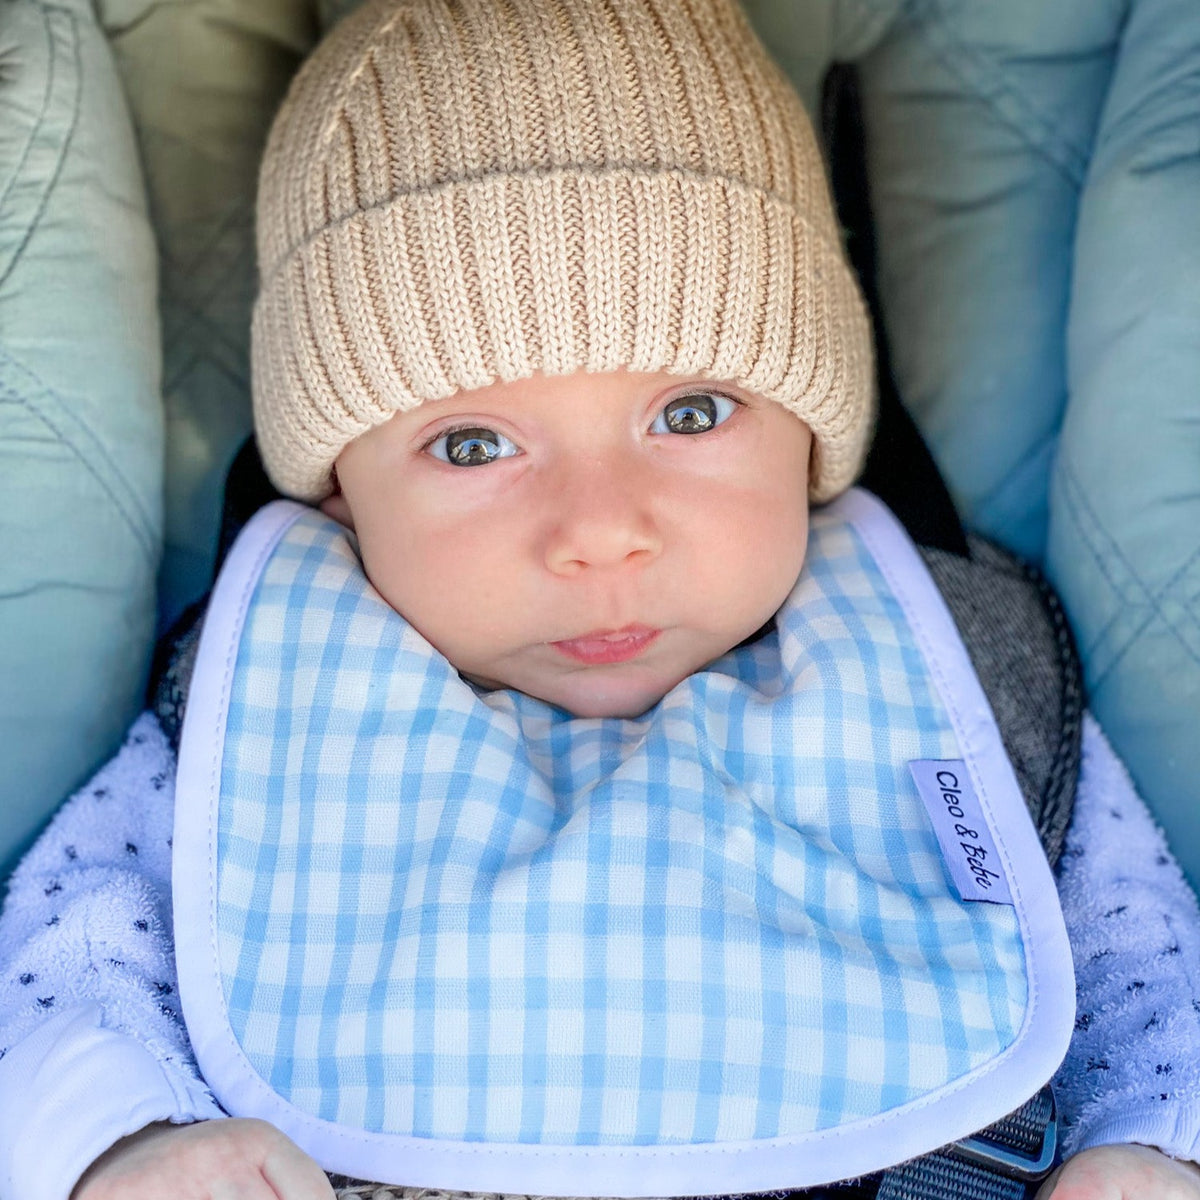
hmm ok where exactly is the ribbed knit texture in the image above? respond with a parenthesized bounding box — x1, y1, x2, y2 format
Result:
(252, 0, 874, 502)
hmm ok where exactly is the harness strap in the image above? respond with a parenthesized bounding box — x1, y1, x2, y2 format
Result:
(874, 1153, 1027, 1200)
(869, 1085, 1057, 1200)
(753, 1087, 1056, 1200)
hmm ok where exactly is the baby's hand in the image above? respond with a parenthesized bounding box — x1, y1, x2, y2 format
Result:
(71, 1118, 336, 1200)
(1036, 1143, 1200, 1199)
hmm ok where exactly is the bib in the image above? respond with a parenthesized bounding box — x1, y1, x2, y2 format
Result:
(173, 489, 1074, 1197)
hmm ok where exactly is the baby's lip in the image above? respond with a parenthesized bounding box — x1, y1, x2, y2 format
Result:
(550, 624, 661, 665)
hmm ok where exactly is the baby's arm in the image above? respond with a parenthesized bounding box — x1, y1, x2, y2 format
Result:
(0, 714, 326, 1200)
(1043, 715, 1200, 1196)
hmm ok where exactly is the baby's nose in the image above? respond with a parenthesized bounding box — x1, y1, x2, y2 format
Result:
(542, 459, 664, 575)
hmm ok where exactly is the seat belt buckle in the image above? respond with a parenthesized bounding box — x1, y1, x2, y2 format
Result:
(947, 1084, 1059, 1184)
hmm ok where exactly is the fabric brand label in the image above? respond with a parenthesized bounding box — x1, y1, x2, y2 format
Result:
(908, 760, 1013, 905)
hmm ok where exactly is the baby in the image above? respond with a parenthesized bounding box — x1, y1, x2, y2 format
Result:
(2, 1, 1199, 1199)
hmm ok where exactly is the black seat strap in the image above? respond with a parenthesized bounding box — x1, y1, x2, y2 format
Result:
(874, 1152, 1029, 1200)
(864, 1085, 1057, 1200)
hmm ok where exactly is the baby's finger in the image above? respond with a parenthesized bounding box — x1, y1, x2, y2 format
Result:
(207, 1177, 281, 1200)
(259, 1139, 337, 1200)
(1033, 1163, 1064, 1199)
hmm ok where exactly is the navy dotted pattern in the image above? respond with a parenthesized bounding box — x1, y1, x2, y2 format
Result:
(0, 715, 202, 1088)
(1053, 718, 1200, 1158)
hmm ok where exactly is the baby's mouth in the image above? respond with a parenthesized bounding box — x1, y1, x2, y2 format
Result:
(550, 625, 661, 665)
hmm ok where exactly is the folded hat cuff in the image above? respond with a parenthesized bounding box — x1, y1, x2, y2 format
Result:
(253, 166, 873, 503)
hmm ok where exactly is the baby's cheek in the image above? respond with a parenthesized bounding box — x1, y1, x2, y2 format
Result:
(376, 552, 527, 673)
(730, 497, 808, 601)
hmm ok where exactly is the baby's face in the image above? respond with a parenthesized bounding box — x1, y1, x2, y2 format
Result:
(323, 370, 812, 718)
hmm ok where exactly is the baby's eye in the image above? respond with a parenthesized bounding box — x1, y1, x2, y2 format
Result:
(650, 391, 739, 435)
(426, 426, 520, 466)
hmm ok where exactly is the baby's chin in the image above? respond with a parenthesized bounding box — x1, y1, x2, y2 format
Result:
(552, 687, 669, 721)
(455, 626, 776, 719)
(460, 666, 680, 721)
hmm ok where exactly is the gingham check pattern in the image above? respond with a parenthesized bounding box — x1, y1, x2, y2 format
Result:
(215, 506, 1027, 1146)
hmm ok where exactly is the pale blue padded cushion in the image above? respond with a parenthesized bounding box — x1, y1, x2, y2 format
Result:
(0, 0, 162, 879)
(839, 0, 1200, 887)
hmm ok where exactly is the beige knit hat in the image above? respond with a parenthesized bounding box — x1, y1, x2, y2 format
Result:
(252, 0, 874, 503)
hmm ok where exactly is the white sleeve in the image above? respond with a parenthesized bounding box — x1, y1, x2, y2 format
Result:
(0, 713, 223, 1200)
(1054, 714, 1200, 1162)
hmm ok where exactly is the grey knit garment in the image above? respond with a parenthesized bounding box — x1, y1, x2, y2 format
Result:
(920, 536, 1082, 869)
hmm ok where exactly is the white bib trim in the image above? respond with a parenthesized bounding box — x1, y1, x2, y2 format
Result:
(174, 489, 1074, 1196)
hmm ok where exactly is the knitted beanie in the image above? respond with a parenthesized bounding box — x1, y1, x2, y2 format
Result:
(252, 0, 874, 503)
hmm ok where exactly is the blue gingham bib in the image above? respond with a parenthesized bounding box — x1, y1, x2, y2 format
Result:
(174, 490, 1074, 1197)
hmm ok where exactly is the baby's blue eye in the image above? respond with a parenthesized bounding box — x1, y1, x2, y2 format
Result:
(650, 392, 738, 435)
(427, 426, 519, 466)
